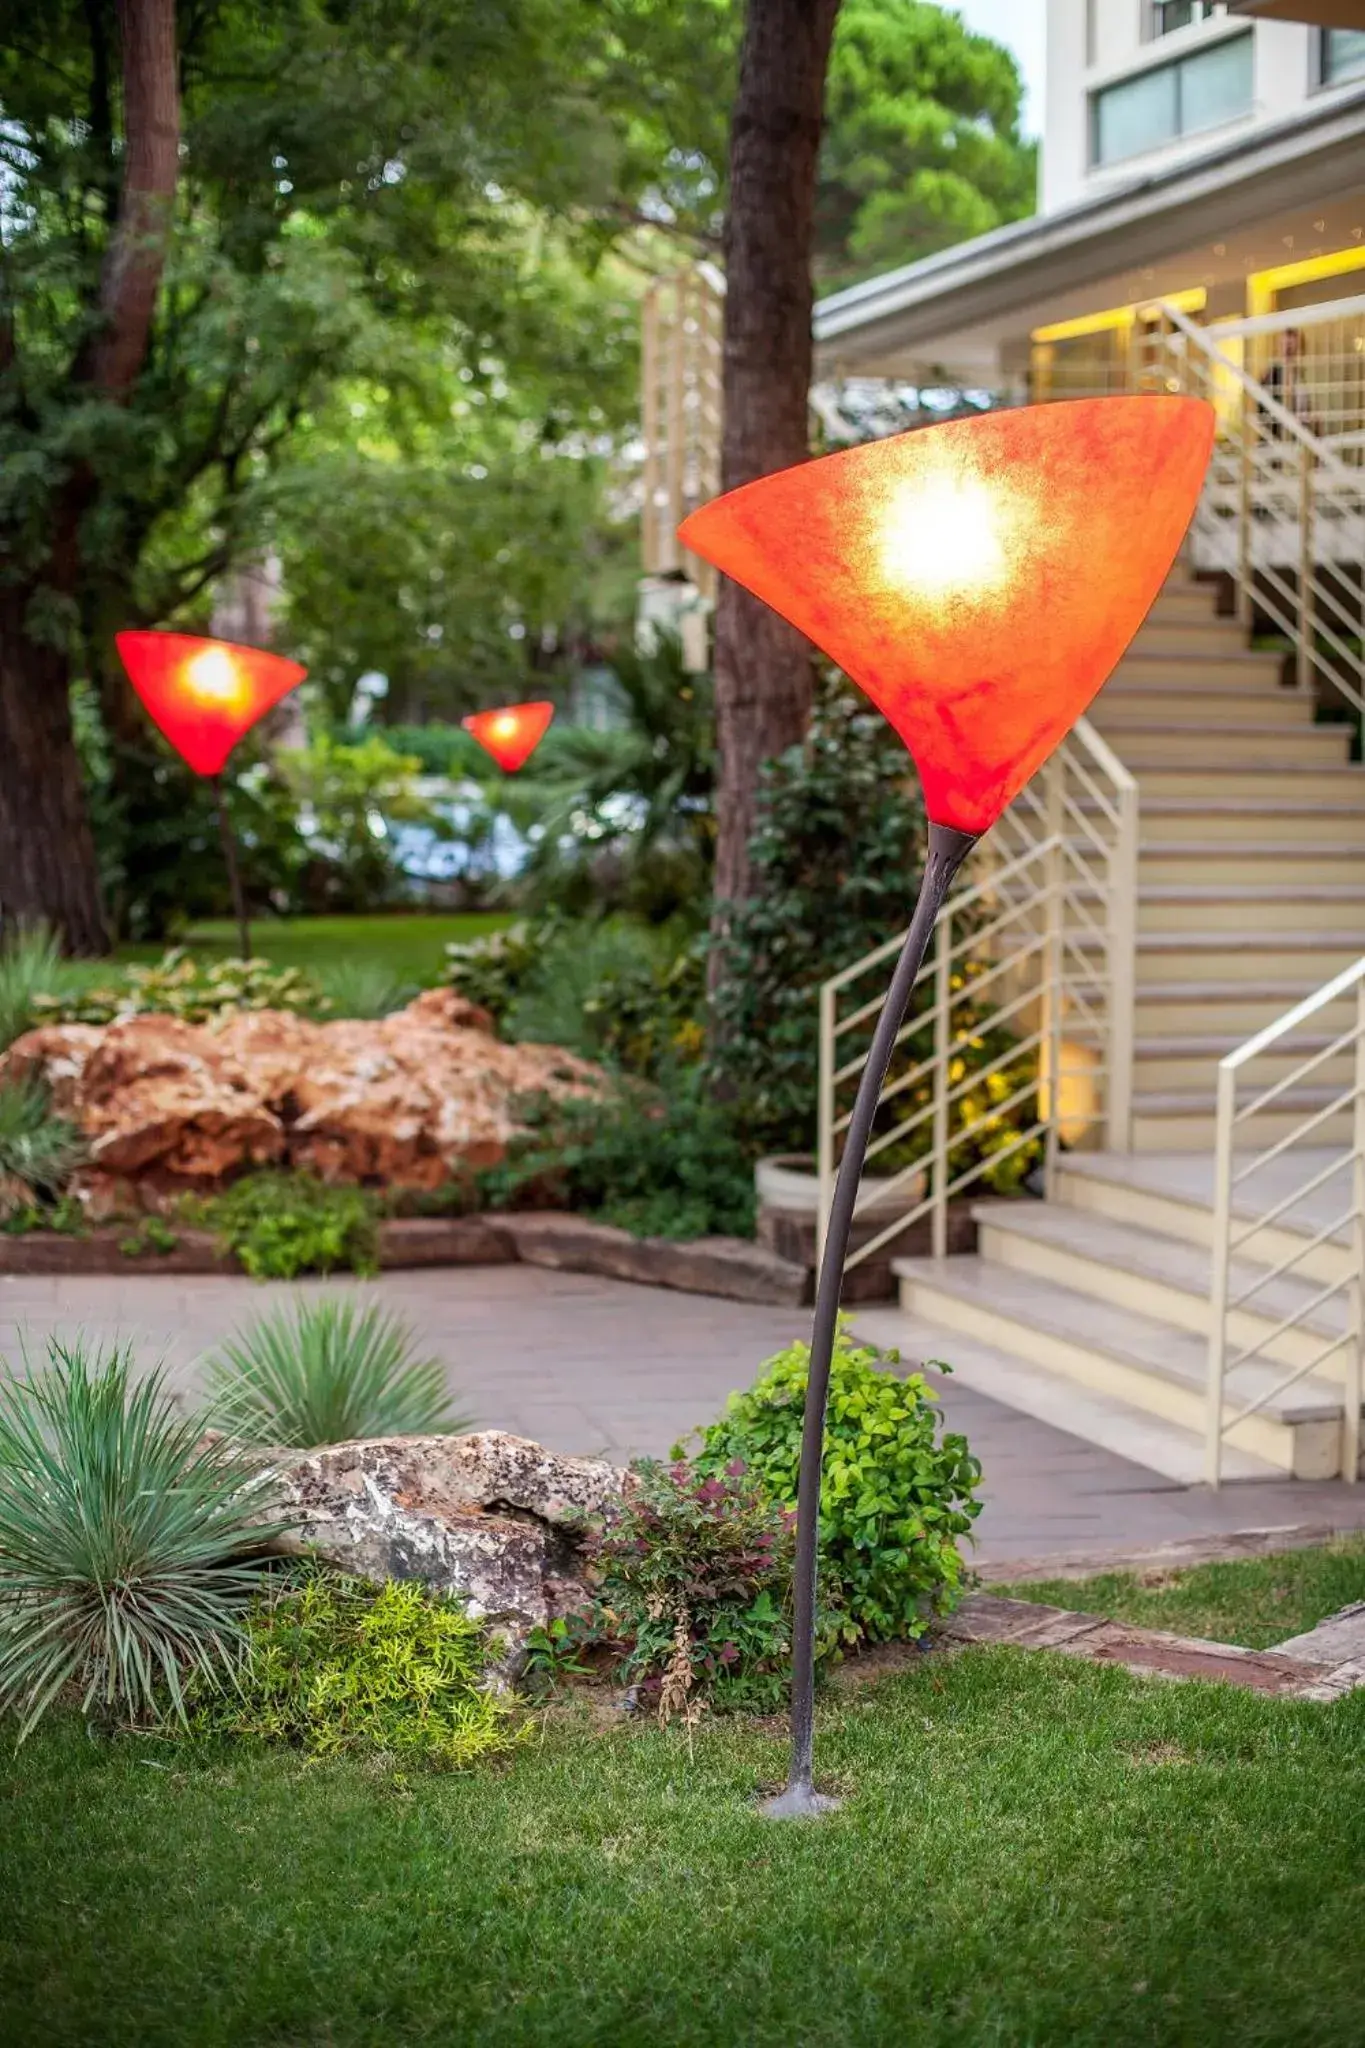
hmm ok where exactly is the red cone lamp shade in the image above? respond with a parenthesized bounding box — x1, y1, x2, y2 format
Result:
(462, 700, 554, 773)
(115, 632, 308, 777)
(678, 396, 1214, 834)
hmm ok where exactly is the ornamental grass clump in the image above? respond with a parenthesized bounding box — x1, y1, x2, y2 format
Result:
(207, 1293, 462, 1448)
(191, 1565, 520, 1771)
(692, 1321, 981, 1652)
(0, 1076, 86, 1213)
(0, 1339, 280, 1739)
(583, 1459, 795, 1722)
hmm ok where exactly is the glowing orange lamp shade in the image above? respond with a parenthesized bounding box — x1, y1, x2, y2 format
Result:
(114, 632, 308, 778)
(678, 395, 1214, 834)
(462, 701, 554, 774)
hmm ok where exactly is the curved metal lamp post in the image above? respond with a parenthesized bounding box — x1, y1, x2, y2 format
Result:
(115, 632, 308, 959)
(679, 395, 1216, 1816)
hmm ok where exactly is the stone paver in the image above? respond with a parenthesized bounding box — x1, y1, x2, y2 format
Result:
(10, 1264, 1365, 1568)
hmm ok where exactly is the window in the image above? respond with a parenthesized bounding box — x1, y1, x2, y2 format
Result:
(1151, 3, 1226, 38)
(1092, 32, 1252, 167)
(1321, 30, 1365, 87)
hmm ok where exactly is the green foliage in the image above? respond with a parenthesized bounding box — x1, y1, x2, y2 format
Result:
(504, 918, 704, 1077)
(0, 924, 84, 1050)
(0, 1339, 279, 1739)
(310, 959, 416, 1021)
(484, 1072, 755, 1242)
(582, 1459, 795, 1719)
(32, 948, 326, 1027)
(693, 1322, 981, 1651)
(191, 1565, 519, 1770)
(277, 736, 447, 914)
(186, 1173, 380, 1282)
(708, 674, 927, 1154)
(206, 1294, 459, 1448)
(117, 1216, 181, 1261)
(819, 0, 1036, 287)
(445, 919, 558, 1027)
(0, 1077, 85, 1211)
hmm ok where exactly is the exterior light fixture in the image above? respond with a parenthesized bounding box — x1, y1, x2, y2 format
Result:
(115, 631, 307, 958)
(462, 701, 555, 773)
(679, 394, 1215, 1818)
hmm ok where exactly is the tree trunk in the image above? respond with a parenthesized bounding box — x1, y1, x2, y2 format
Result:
(0, 590, 110, 954)
(711, 0, 841, 923)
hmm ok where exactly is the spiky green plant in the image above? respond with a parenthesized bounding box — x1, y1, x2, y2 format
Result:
(207, 1295, 463, 1448)
(0, 923, 66, 1050)
(311, 959, 414, 1021)
(0, 1077, 86, 1205)
(0, 1340, 280, 1739)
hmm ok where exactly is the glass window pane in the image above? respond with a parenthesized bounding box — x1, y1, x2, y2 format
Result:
(1094, 65, 1179, 165)
(1178, 33, 1253, 138)
(1324, 31, 1365, 86)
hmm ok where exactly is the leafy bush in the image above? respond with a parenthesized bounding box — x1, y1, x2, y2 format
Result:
(32, 948, 326, 1027)
(0, 1339, 279, 1738)
(0, 1077, 85, 1213)
(692, 1323, 981, 1651)
(206, 1293, 461, 1447)
(582, 1459, 794, 1721)
(186, 1171, 380, 1280)
(483, 1072, 755, 1241)
(191, 1564, 519, 1769)
(505, 918, 704, 1077)
(445, 918, 556, 1026)
(278, 733, 448, 913)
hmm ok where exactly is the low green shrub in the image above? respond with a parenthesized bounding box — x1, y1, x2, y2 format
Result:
(507, 921, 705, 1079)
(32, 948, 326, 1027)
(691, 1323, 981, 1651)
(483, 1072, 755, 1241)
(0, 924, 80, 1050)
(0, 1077, 86, 1214)
(445, 919, 556, 1026)
(206, 1294, 460, 1447)
(0, 1339, 280, 1738)
(580, 1459, 794, 1721)
(185, 1171, 380, 1280)
(310, 958, 415, 1020)
(191, 1564, 520, 1769)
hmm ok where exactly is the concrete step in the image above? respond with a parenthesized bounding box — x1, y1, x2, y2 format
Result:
(970, 1199, 1351, 1384)
(1111, 725, 1351, 768)
(1092, 691, 1314, 730)
(1133, 883, 1365, 936)
(1144, 586, 1228, 623)
(1132, 800, 1365, 849)
(1133, 1087, 1352, 1152)
(1107, 651, 1287, 688)
(1132, 1030, 1354, 1093)
(1138, 842, 1365, 885)
(1055, 1150, 1353, 1289)
(1134, 765, 1365, 800)
(849, 1307, 1282, 1485)
(1132, 980, 1356, 1034)
(1132, 619, 1265, 656)
(891, 1246, 1347, 1476)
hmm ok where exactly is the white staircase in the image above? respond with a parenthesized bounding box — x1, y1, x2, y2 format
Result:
(845, 572, 1365, 1485)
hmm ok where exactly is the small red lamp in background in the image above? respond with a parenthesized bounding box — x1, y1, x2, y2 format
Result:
(680, 394, 1215, 1818)
(115, 631, 308, 958)
(462, 700, 555, 774)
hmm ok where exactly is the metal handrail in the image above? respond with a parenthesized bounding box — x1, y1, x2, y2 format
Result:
(1205, 957, 1365, 1488)
(815, 716, 1139, 1274)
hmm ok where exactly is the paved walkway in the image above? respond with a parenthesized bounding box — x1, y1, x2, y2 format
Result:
(8, 1265, 1365, 1569)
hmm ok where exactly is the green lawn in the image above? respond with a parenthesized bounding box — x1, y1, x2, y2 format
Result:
(5, 1648, 1365, 2046)
(114, 912, 513, 984)
(1004, 1534, 1365, 1651)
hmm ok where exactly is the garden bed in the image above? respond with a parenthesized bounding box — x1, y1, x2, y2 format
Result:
(0, 1211, 806, 1304)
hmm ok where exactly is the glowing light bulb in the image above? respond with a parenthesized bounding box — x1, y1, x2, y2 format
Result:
(494, 713, 517, 739)
(878, 472, 1010, 599)
(186, 645, 244, 706)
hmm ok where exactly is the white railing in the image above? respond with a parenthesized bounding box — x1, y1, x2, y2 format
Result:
(1205, 961, 1365, 1489)
(1152, 298, 1365, 720)
(816, 721, 1138, 1273)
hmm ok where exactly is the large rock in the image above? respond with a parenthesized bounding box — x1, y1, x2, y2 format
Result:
(2, 988, 602, 1209)
(264, 1430, 623, 1657)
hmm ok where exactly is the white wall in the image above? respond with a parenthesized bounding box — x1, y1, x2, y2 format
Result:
(1041, 1, 1319, 218)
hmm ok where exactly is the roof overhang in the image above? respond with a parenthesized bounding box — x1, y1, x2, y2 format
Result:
(814, 84, 1365, 374)
(1230, 2, 1365, 25)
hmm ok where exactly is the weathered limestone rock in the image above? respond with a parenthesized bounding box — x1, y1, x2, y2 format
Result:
(265, 1429, 624, 1655)
(1, 988, 602, 1207)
